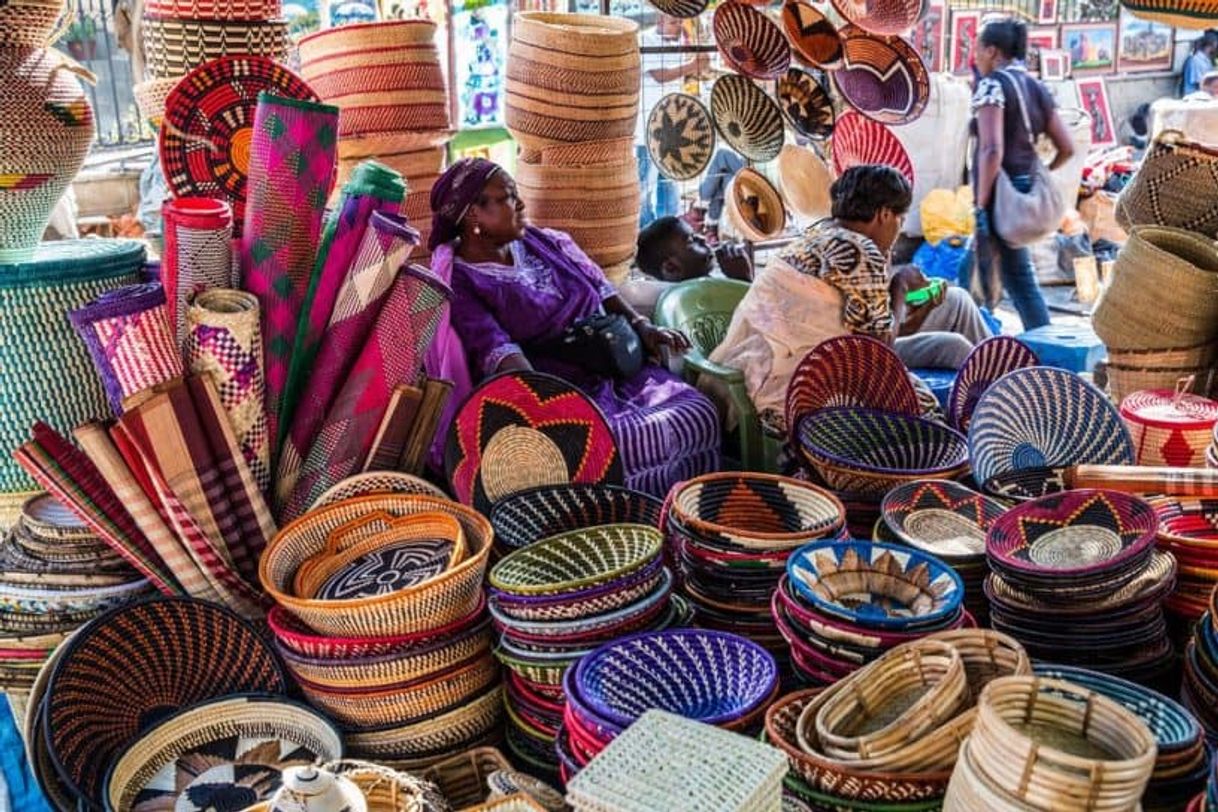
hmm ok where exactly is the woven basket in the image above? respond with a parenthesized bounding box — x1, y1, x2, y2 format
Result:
(344, 685, 504, 760)
(489, 484, 661, 554)
(925, 629, 1031, 696)
(1120, 388, 1218, 467)
(505, 12, 640, 152)
(418, 747, 512, 808)
(0, 48, 95, 264)
(1094, 226, 1218, 352)
(143, 0, 280, 19)
(0, 0, 65, 47)
(259, 494, 493, 637)
(140, 16, 290, 79)
(489, 524, 662, 596)
(669, 473, 843, 550)
(725, 167, 787, 242)
(322, 761, 448, 812)
(1106, 344, 1218, 402)
(1117, 131, 1218, 237)
(133, 75, 179, 125)
(1117, 0, 1218, 31)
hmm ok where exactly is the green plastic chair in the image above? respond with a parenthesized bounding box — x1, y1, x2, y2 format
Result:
(654, 278, 779, 473)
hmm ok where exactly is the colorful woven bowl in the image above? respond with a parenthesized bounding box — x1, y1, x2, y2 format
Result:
(44, 598, 286, 806)
(832, 27, 929, 126)
(726, 167, 787, 242)
(986, 489, 1158, 579)
(141, 16, 291, 79)
(948, 336, 1039, 434)
(489, 524, 662, 597)
(647, 94, 715, 183)
(787, 540, 964, 629)
(572, 629, 778, 728)
(714, 0, 792, 80)
(796, 408, 969, 495)
(669, 472, 844, 550)
(830, 0, 924, 37)
(880, 480, 1006, 561)
(445, 371, 624, 514)
(785, 335, 920, 441)
(831, 111, 915, 184)
(776, 67, 834, 141)
(710, 74, 785, 163)
(782, 0, 843, 69)
(969, 367, 1134, 494)
(489, 484, 661, 555)
(1121, 388, 1218, 468)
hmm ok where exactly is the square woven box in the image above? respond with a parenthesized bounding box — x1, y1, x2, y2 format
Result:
(565, 710, 787, 812)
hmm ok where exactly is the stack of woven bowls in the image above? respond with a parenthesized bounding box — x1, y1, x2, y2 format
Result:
(486, 524, 681, 776)
(943, 675, 1157, 811)
(136, 0, 288, 125)
(298, 21, 452, 262)
(1120, 388, 1218, 468)
(0, 494, 153, 715)
(1181, 594, 1218, 740)
(985, 489, 1177, 687)
(776, 539, 969, 685)
(1151, 496, 1218, 621)
(558, 629, 779, 783)
(259, 494, 501, 768)
(765, 630, 1031, 811)
(878, 480, 1007, 626)
(507, 12, 641, 282)
(665, 473, 845, 662)
(489, 484, 662, 560)
(1034, 663, 1208, 812)
(1093, 225, 1218, 401)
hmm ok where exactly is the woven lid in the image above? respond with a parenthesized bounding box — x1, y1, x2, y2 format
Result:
(710, 74, 785, 163)
(714, 0, 792, 81)
(831, 110, 915, 184)
(0, 238, 146, 287)
(832, 27, 930, 126)
(647, 94, 715, 182)
(782, 0, 843, 69)
(777, 144, 832, 219)
(1120, 389, 1218, 430)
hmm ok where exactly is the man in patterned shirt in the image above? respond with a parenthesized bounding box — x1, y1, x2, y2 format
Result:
(709, 165, 991, 431)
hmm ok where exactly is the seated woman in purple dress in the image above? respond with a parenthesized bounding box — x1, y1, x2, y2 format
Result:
(424, 158, 721, 498)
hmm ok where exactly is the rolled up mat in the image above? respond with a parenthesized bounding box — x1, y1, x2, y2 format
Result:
(162, 197, 235, 345)
(69, 283, 183, 415)
(184, 289, 271, 492)
(240, 92, 341, 451)
(279, 264, 451, 521)
(277, 161, 408, 451)
(274, 211, 419, 509)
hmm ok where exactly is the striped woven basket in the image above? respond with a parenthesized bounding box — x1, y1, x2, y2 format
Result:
(143, 0, 280, 20)
(133, 75, 179, 125)
(140, 16, 290, 79)
(506, 12, 640, 152)
(1105, 344, 1218, 402)
(0, 0, 65, 47)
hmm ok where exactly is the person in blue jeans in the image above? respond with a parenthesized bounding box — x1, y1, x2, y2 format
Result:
(970, 18, 1075, 330)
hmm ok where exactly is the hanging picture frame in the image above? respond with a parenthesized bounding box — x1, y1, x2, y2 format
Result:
(908, 2, 946, 73)
(1041, 49, 1069, 81)
(1076, 76, 1116, 147)
(1027, 27, 1059, 74)
(1117, 10, 1173, 72)
(1062, 22, 1117, 74)
(950, 10, 981, 75)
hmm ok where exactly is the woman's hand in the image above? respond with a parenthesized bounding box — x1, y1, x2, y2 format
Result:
(637, 321, 692, 356)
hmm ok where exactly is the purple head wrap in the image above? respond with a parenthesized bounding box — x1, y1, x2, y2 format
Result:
(428, 157, 503, 251)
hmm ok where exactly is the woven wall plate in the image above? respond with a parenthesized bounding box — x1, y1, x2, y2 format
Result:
(647, 94, 715, 182)
(969, 367, 1134, 490)
(710, 74, 785, 163)
(489, 484, 661, 554)
(831, 111, 915, 184)
(726, 167, 787, 242)
(832, 28, 929, 126)
(777, 144, 833, 220)
(104, 694, 342, 812)
(785, 334, 920, 441)
(782, 0, 844, 69)
(644, 0, 709, 18)
(44, 598, 286, 807)
(714, 0, 792, 80)
(776, 67, 835, 140)
(160, 56, 319, 237)
(830, 0, 924, 37)
(948, 336, 1039, 434)
(445, 371, 623, 514)
(880, 480, 1006, 560)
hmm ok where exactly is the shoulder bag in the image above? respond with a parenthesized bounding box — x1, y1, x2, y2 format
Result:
(991, 71, 1066, 248)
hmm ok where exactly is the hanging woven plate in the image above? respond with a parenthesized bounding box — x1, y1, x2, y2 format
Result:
(726, 167, 787, 242)
(160, 56, 318, 238)
(714, 0, 792, 81)
(782, 0, 843, 70)
(948, 336, 1039, 434)
(832, 27, 929, 126)
(776, 67, 835, 140)
(644, 0, 709, 19)
(647, 94, 715, 182)
(784, 334, 920, 442)
(969, 367, 1134, 499)
(445, 371, 624, 514)
(832, 110, 915, 184)
(43, 598, 286, 807)
(710, 74, 785, 163)
(830, 0, 925, 37)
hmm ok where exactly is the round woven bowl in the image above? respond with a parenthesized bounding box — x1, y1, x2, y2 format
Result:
(669, 472, 843, 551)
(489, 524, 662, 597)
(830, 0, 923, 37)
(714, 0, 792, 80)
(141, 16, 290, 79)
(778, 144, 834, 219)
(489, 484, 661, 554)
(831, 111, 915, 184)
(777, 69, 835, 142)
(258, 494, 492, 637)
(647, 94, 715, 183)
(103, 694, 343, 812)
(344, 685, 504, 760)
(796, 408, 969, 495)
(880, 480, 1006, 561)
(710, 74, 785, 163)
(725, 167, 787, 242)
(948, 336, 1040, 434)
(572, 629, 778, 729)
(986, 489, 1158, 581)
(309, 472, 447, 510)
(491, 563, 669, 624)
(832, 26, 929, 126)
(782, 0, 843, 69)
(489, 570, 672, 640)
(787, 539, 964, 630)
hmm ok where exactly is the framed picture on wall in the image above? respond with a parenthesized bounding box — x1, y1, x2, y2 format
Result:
(1027, 26, 1059, 73)
(908, 2, 946, 73)
(1038, 0, 1059, 24)
(1062, 22, 1117, 74)
(950, 10, 981, 75)
(1041, 49, 1069, 81)
(1118, 10, 1173, 72)
(1076, 76, 1116, 147)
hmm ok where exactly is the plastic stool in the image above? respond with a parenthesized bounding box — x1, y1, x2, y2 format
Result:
(912, 368, 957, 410)
(1017, 323, 1105, 374)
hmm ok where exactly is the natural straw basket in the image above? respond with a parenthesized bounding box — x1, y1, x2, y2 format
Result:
(1105, 345, 1218, 402)
(344, 685, 504, 760)
(921, 629, 1030, 697)
(140, 17, 290, 79)
(322, 760, 448, 812)
(1117, 131, 1218, 237)
(309, 472, 447, 509)
(0, 0, 67, 47)
(1093, 226, 1218, 352)
(420, 747, 512, 808)
(259, 494, 493, 637)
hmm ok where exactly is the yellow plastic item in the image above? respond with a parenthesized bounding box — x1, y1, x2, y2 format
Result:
(920, 186, 975, 245)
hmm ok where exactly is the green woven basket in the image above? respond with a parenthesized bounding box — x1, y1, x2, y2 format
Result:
(0, 239, 145, 492)
(488, 524, 663, 596)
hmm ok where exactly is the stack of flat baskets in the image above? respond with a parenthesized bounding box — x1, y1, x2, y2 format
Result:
(506, 12, 641, 281)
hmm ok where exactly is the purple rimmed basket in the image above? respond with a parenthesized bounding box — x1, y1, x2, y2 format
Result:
(489, 568, 674, 638)
(571, 629, 778, 730)
(948, 336, 1039, 433)
(490, 556, 665, 613)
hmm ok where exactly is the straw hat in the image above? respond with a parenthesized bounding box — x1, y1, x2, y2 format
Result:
(726, 167, 787, 242)
(777, 145, 833, 220)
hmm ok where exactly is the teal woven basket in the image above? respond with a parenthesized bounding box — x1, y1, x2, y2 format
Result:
(0, 239, 145, 492)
